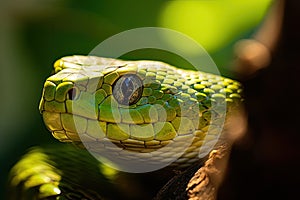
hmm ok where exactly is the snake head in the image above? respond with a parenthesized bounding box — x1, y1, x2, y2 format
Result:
(39, 55, 243, 169)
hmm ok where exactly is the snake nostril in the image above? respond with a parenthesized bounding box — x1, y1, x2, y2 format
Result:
(67, 87, 79, 100)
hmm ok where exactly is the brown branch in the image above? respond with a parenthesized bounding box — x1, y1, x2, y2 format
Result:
(187, 145, 229, 200)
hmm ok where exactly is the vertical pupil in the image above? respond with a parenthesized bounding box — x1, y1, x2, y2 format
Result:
(121, 78, 134, 100)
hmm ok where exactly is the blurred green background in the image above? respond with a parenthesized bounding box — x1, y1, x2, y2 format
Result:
(1, 0, 272, 198)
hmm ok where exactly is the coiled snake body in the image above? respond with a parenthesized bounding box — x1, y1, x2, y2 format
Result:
(8, 56, 243, 199)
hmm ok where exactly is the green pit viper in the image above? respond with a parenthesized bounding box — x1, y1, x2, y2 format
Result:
(8, 55, 243, 199)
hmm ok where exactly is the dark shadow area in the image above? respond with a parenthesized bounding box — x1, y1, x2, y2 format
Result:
(217, 0, 300, 199)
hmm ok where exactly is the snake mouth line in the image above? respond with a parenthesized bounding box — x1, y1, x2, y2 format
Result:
(41, 103, 222, 169)
(41, 108, 207, 150)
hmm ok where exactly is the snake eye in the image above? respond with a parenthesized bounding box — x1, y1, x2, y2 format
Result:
(113, 74, 143, 105)
(67, 87, 79, 100)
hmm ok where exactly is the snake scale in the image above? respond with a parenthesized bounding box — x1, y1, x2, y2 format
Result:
(8, 55, 243, 199)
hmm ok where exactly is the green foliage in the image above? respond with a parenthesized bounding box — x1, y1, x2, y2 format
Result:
(159, 0, 273, 74)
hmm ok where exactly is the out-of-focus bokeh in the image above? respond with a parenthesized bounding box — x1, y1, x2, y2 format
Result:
(0, 0, 272, 198)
